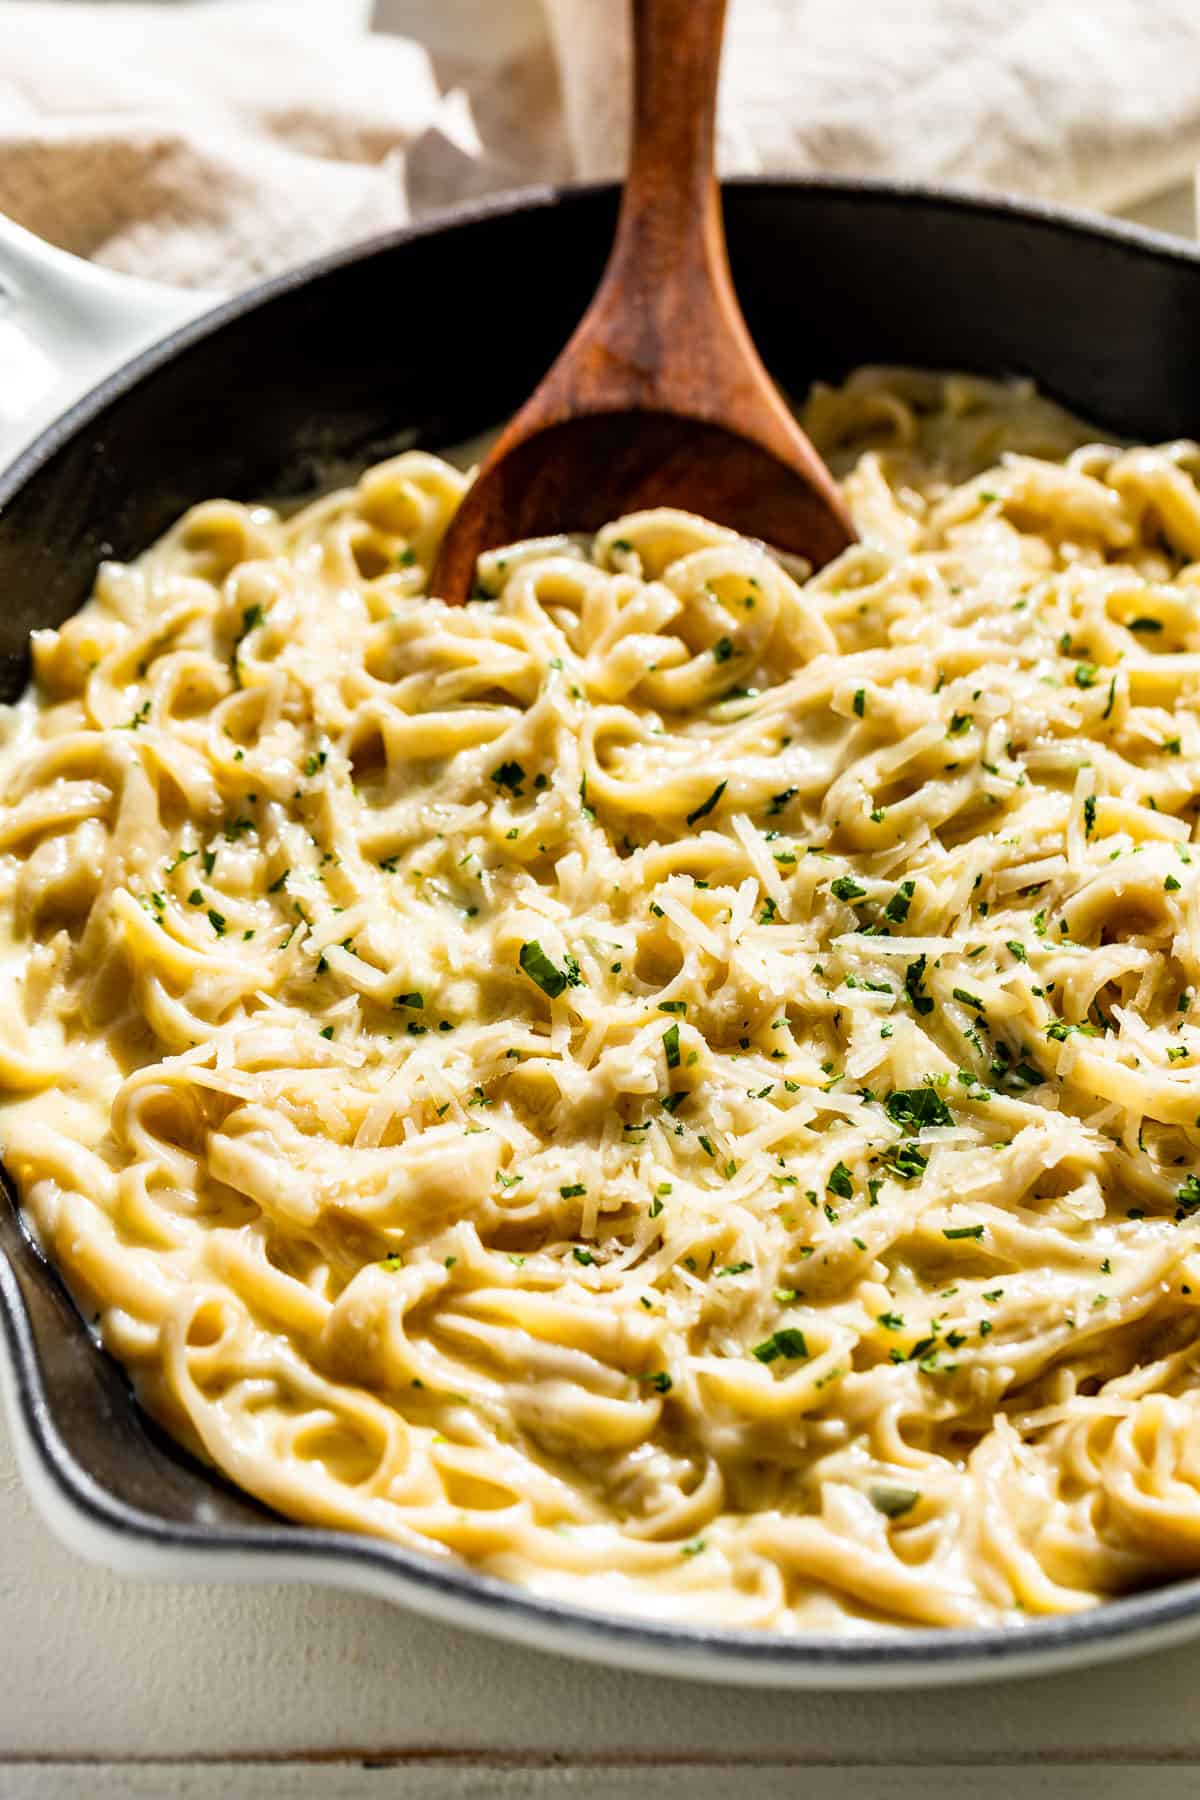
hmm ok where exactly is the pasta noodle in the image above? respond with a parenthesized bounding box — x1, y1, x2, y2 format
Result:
(5, 366, 1200, 1634)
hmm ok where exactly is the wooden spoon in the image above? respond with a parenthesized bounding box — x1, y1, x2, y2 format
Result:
(432, 0, 855, 604)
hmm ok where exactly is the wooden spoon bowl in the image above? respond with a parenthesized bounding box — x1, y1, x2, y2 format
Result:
(432, 0, 854, 603)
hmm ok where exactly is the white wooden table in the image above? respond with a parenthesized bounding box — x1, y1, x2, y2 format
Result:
(3, 0, 1199, 1781)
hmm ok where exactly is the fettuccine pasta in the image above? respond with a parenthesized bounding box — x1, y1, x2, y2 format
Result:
(5, 367, 1200, 1634)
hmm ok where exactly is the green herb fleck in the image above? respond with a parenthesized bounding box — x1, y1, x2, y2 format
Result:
(885, 1087, 953, 1130)
(686, 781, 726, 828)
(827, 1160, 853, 1199)
(884, 879, 914, 924)
(491, 759, 526, 796)
(869, 1484, 919, 1518)
(904, 955, 934, 1016)
(519, 940, 581, 999)
(752, 1328, 809, 1365)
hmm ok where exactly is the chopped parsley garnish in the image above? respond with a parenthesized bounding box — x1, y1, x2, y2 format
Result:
(1083, 795, 1096, 837)
(1175, 1174, 1200, 1219)
(827, 1161, 853, 1199)
(947, 712, 972, 736)
(1074, 662, 1100, 689)
(943, 1224, 984, 1241)
(767, 786, 797, 816)
(885, 1087, 953, 1130)
(230, 603, 264, 683)
(952, 987, 985, 1013)
(904, 954, 934, 1016)
(491, 759, 526, 796)
(752, 1328, 809, 1365)
(662, 1022, 681, 1069)
(869, 1485, 919, 1519)
(686, 781, 726, 828)
(884, 879, 914, 924)
(207, 909, 227, 936)
(394, 991, 424, 1009)
(711, 636, 735, 663)
(716, 1262, 752, 1278)
(831, 875, 867, 903)
(519, 940, 582, 999)
(853, 688, 866, 718)
(883, 1142, 927, 1181)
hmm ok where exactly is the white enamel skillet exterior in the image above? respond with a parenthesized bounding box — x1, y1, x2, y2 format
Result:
(0, 214, 220, 470)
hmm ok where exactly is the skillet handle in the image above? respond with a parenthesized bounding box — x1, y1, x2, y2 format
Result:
(0, 214, 225, 471)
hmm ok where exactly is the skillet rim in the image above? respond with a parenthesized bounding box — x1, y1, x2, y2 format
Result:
(6, 170, 1200, 511)
(4, 173, 1200, 1686)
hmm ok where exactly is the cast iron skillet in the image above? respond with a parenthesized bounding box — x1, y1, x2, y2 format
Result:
(3, 177, 1200, 1688)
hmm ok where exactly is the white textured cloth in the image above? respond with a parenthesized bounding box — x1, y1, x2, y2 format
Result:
(1, 0, 1199, 291)
(547, 0, 1200, 212)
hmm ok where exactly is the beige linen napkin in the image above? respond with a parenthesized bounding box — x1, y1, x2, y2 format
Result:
(1, 0, 1199, 292)
(0, 0, 568, 288)
(545, 0, 1200, 216)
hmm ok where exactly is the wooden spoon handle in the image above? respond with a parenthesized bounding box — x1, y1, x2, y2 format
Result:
(549, 0, 794, 439)
(616, 0, 728, 288)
